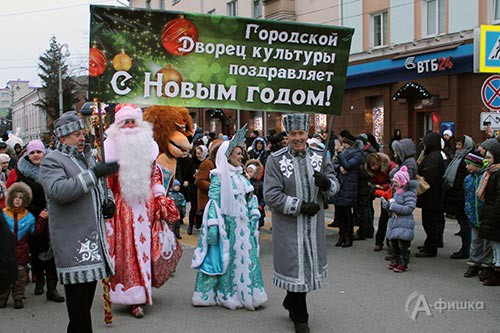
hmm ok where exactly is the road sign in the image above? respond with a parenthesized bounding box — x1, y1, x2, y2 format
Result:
(480, 112, 500, 130)
(481, 75, 500, 110)
(479, 25, 500, 73)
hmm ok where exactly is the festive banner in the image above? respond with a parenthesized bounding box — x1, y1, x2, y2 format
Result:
(89, 5, 353, 115)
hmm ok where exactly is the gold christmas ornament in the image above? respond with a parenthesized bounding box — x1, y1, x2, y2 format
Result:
(112, 50, 132, 71)
(155, 64, 183, 97)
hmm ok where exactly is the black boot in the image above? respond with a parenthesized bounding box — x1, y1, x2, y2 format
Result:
(293, 322, 310, 333)
(187, 224, 193, 235)
(14, 299, 24, 309)
(342, 232, 353, 248)
(483, 268, 500, 286)
(46, 279, 65, 303)
(34, 282, 44, 295)
(464, 265, 480, 278)
(479, 267, 494, 282)
(34, 274, 45, 295)
(334, 236, 343, 247)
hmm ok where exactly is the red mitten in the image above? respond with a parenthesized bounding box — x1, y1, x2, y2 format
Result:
(374, 188, 393, 200)
(155, 195, 180, 226)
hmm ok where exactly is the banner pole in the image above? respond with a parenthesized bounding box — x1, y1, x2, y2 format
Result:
(315, 113, 335, 207)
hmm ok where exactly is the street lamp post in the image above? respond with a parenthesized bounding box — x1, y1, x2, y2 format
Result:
(56, 44, 70, 117)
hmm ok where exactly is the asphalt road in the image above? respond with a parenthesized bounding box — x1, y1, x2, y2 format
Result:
(2, 202, 500, 333)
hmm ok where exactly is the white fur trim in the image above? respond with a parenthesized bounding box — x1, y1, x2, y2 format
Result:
(191, 200, 230, 274)
(114, 105, 143, 124)
(110, 284, 147, 305)
(152, 184, 166, 197)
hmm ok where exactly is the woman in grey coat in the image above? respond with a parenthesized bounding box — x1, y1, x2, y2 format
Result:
(264, 113, 339, 333)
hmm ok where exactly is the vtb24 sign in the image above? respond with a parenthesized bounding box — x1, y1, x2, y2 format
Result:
(405, 56, 454, 73)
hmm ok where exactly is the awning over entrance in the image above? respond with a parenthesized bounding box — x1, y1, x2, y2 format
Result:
(346, 43, 473, 89)
(392, 82, 432, 100)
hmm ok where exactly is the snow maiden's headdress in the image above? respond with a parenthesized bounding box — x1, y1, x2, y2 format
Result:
(225, 124, 247, 158)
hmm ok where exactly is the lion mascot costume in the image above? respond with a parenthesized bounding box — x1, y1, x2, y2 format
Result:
(143, 105, 194, 187)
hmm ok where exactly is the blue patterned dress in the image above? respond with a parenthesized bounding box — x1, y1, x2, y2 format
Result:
(191, 172, 268, 310)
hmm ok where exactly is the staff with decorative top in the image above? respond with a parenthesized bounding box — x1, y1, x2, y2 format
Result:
(264, 113, 340, 333)
(39, 111, 118, 333)
(191, 124, 268, 310)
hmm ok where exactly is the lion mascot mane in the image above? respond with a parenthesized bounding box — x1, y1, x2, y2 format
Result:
(143, 105, 194, 188)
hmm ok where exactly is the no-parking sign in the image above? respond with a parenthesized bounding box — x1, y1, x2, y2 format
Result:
(481, 75, 500, 110)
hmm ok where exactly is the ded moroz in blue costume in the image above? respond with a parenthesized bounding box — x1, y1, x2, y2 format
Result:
(264, 113, 340, 333)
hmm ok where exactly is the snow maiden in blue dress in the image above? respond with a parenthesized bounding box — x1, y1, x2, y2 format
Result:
(191, 126, 268, 310)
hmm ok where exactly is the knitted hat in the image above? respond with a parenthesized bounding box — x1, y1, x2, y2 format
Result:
(114, 103, 143, 124)
(307, 137, 325, 149)
(282, 113, 310, 133)
(173, 179, 181, 187)
(464, 151, 484, 168)
(54, 111, 85, 138)
(0, 153, 10, 164)
(443, 129, 453, 137)
(393, 166, 410, 187)
(246, 164, 257, 173)
(26, 139, 44, 154)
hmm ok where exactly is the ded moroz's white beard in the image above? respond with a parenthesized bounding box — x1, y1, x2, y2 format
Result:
(106, 120, 155, 206)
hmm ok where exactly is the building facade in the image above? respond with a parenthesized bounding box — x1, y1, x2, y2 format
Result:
(127, 0, 498, 148)
(11, 88, 48, 143)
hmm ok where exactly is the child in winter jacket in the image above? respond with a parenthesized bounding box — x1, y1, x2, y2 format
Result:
(169, 179, 186, 239)
(245, 159, 266, 229)
(463, 151, 492, 279)
(0, 182, 46, 309)
(381, 166, 417, 273)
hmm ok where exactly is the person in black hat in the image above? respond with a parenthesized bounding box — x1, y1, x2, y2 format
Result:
(332, 131, 364, 248)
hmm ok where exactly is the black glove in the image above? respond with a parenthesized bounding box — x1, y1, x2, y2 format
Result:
(92, 162, 119, 178)
(300, 202, 320, 217)
(102, 200, 116, 219)
(313, 172, 331, 191)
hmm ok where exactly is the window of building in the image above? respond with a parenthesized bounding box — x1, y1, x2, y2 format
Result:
(253, 0, 263, 18)
(371, 11, 388, 47)
(494, 0, 500, 23)
(172, 0, 180, 5)
(208, 8, 216, 14)
(159, 0, 165, 10)
(227, 1, 238, 16)
(423, 0, 446, 36)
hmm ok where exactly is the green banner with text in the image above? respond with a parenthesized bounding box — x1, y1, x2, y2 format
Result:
(89, 5, 353, 115)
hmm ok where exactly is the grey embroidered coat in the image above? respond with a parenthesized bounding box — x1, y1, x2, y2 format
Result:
(39, 146, 114, 285)
(264, 146, 339, 292)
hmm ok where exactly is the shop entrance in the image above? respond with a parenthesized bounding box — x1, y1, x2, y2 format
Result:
(392, 81, 433, 142)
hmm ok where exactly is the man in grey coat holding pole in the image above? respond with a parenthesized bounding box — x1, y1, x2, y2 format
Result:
(39, 111, 118, 333)
(264, 113, 339, 333)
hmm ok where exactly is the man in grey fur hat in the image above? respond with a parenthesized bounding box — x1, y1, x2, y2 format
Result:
(39, 111, 118, 333)
(264, 113, 339, 333)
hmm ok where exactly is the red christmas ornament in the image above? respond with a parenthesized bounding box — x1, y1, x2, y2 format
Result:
(161, 15, 199, 56)
(89, 46, 107, 77)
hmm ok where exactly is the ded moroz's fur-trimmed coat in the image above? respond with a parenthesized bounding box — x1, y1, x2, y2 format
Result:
(264, 145, 339, 292)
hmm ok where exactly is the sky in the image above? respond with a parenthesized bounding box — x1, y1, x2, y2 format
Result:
(0, 0, 126, 89)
